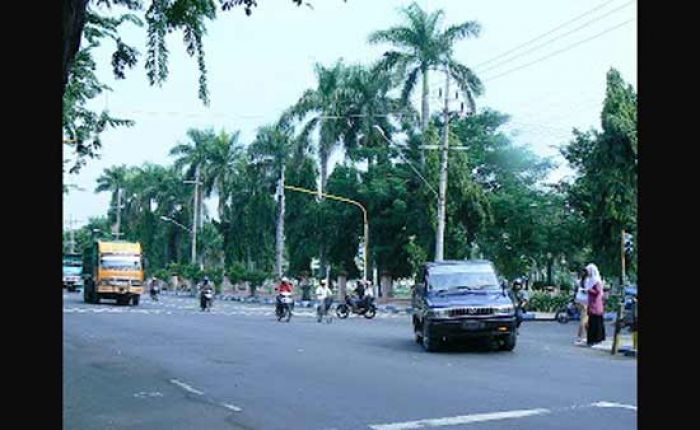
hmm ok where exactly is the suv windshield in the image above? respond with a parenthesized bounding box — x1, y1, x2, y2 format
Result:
(427, 264, 500, 292)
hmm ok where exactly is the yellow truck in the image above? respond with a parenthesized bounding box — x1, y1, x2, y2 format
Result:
(83, 240, 144, 305)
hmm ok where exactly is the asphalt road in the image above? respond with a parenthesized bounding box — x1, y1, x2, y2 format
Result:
(63, 292, 636, 430)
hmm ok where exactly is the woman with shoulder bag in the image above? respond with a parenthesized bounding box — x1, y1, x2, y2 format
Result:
(585, 263, 606, 346)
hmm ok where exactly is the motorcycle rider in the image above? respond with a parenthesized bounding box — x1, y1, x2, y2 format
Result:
(315, 279, 333, 322)
(350, 280, 366, 311)
(275, 277, 294, 315)
(511, 278, 528, 330)
(149, 277, 160, 301)
(199, 276, 214, 311)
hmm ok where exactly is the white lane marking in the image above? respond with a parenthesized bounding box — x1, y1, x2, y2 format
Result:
(222, 403, 243, 412)
(591, 401, 638, 411)
(134, 391, 164, 399)
(369, 408, 550, 430)
(169, 379, 204, 395)
(368, 401, 638, 430)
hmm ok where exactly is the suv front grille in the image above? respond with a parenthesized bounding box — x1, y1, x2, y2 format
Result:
(448, 307, 494, 317)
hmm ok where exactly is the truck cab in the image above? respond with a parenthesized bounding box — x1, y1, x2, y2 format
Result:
(62, 253, 84, 292)
(412, 260, 518, 352)
(83, 240, 144, 306)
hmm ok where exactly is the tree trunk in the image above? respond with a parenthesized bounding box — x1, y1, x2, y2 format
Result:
(275, 164, 286, 279)
(380, 272, 393, 300)
(318, 149, 329, 283)
(62, 0, 89, 95)
(319, 150, 329, 195)
(337, 274, 347, 301)
(420, 67, 429, 166)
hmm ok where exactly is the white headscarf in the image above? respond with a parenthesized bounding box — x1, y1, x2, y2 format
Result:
(584, 263, 602, 290)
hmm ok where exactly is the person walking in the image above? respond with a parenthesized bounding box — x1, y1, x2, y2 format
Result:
(585, 263, 606, 346)
(574, 269, 589, 345)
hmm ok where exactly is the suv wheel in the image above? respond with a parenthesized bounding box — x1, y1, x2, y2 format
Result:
(500, 332, 517, 351)
(413, 318, 423, 344)
(422, 324, 440, 352)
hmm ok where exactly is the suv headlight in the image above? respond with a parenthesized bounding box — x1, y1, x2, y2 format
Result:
(426, 309, 450, 318)
(493, 304, 515, 315)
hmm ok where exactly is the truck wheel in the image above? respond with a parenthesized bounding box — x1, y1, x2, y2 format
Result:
(132, 295, 140, 306)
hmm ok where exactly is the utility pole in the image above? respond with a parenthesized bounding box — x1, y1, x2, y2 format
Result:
(69, 215, 75, 253)
(435, 66, 450, 261)
(65, 215, 78, 253)
(114, 188, 124, 240)
(184, 165, 202, 268)
(275, 164, 286, 279)
(612, 229, 627, 355)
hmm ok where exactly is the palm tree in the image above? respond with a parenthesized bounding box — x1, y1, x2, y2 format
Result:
(249, 120, 308, 279)
(341, 64, 416, 165)
(206, 130, 245, 221)
(170, 128, 218, 237)
(95, 164, 135, 236)
(369, 1, 483, 161)
(95, 164, 129, 202)
(285, 60, 350, 194)
(153, 166, 193, 264)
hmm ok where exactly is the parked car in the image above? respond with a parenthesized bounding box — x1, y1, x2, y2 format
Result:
(411, 260, 518, 352)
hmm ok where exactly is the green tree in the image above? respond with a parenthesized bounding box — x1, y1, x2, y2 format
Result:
(369, 1, 483, 162)
(560, 68, 637, 280)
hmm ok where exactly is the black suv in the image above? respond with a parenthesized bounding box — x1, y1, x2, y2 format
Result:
(412, 260, 518, 352)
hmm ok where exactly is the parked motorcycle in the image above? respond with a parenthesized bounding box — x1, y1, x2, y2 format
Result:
(555, 300, 580, 324)
(336, 295, 376, 319)
(276, 292, 293, 322)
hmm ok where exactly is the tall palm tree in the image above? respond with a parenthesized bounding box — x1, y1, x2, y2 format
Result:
(206, 130, 245, 221)
(285, 60, 350, 194)
(341, 64, 417, 165)
(153, 166, 193, 264)
(95, 164, 129, 202)
(369, 1, 483, 161)
(95, 164, 135, 236)
(170, 128, 218, 236)
(249, 120, 308, 279)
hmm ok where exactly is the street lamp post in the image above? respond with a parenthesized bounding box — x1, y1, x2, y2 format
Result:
(284, 184, 369, 282)
(159, 216, 192, 233)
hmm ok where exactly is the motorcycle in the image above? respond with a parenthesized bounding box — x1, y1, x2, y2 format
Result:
(555, 300, 580, 324)
(276, 292, 294, 322)
(336, 294, 376, 319)
(200, 289, 214, 312)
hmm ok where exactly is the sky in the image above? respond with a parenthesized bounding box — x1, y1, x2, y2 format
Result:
(63, 0, 637, 229)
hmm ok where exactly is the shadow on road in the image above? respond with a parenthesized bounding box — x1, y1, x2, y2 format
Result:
(361, 335, 508, 355)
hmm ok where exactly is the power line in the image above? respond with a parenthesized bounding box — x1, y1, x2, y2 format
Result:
(474, 0, 620, 68)
(477, 1, 634, 74)
(482, 19, 634, 83)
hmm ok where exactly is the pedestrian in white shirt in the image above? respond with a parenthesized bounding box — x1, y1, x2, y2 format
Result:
(315, 280, 333, 322)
